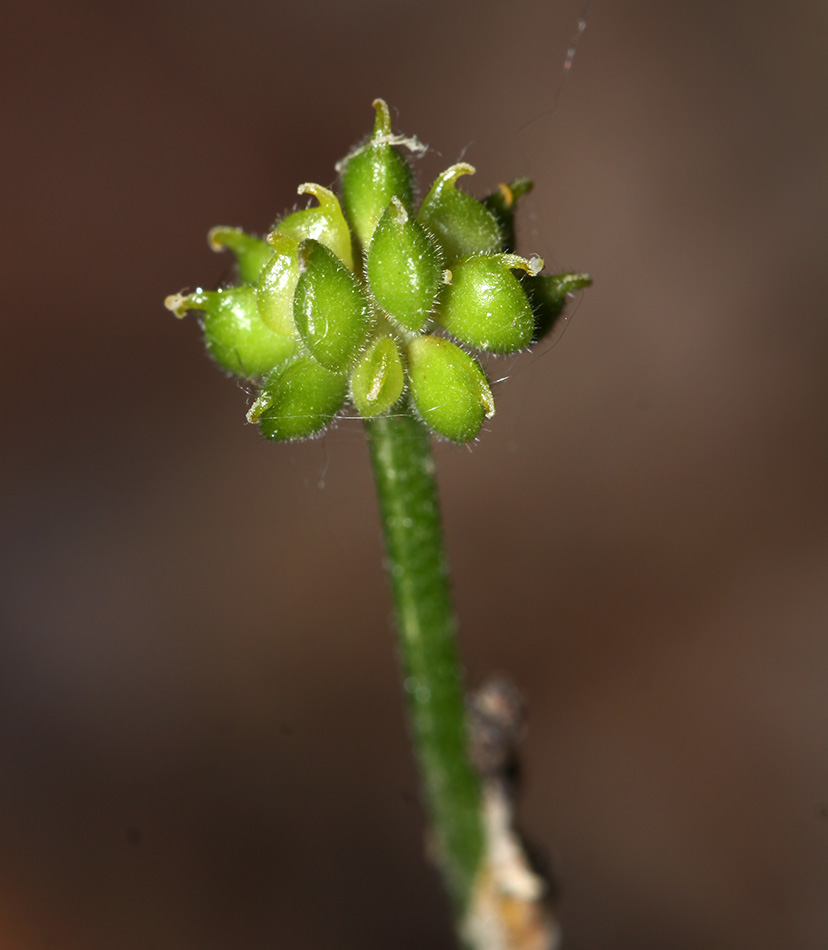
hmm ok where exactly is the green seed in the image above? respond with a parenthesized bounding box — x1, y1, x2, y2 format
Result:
(339, 98, 415, 250)
(164, 285, 296, 378)
(272, 183, 354, 271)
(256, 232, 300, 337)
(249, 356, 348, 441)
(293, 239, 372, 372)
(524, 271, 593, 342)
(439, 254, 541, 353)
(165, 285, 294, 378)
(366, 197, 443, 332)
(407, 335, 494, 443)
(417, 163, 503, 263)
(351, 335, 405, 417)
(207, 227, 274, 285)
(481, 178, 534, 253)
(199, 288, 295, 377)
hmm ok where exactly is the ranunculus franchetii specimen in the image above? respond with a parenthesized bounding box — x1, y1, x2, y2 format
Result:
(166, 99, 590, 442)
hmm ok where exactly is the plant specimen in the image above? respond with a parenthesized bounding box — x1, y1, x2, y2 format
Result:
(166, 99, 589, 949)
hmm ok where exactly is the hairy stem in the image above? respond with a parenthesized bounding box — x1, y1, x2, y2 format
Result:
(365, 408, 484, 924)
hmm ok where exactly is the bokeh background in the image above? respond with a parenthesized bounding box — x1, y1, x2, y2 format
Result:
(2, 1, 827, 947)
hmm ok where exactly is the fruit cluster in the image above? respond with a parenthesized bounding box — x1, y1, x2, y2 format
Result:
(166, 100, 590, 443)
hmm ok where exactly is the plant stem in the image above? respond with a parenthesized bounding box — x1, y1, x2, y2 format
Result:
(365, 408, 484, 923)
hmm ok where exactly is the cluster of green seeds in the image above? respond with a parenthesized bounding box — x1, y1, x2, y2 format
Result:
(166, 100, 590, 443)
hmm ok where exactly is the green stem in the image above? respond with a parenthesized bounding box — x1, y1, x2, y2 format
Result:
(365, 408, 484, 924)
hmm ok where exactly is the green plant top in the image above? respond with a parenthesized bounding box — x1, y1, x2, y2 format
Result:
(165, 99, 590, 443)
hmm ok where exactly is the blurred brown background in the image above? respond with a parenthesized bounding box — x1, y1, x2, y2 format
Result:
(2, 0, 827, 947)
